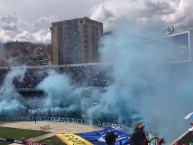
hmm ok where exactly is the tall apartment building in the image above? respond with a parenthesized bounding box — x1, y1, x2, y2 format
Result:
(50, 17, 103, 65)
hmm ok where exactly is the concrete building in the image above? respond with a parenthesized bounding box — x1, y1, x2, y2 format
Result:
(50, 17, 103, 65)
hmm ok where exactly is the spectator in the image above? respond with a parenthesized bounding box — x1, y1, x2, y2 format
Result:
(129, 123, 149, 145)
(33, 115, 37, 124)
(105, 131, 118, 145)
(157, 138, 165, 145)
(130, 123, 164, 145)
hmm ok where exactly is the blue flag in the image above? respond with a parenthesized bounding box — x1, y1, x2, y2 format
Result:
(76, 126, 131, 145)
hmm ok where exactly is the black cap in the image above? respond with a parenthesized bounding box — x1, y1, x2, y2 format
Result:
(105, 131, 118, 144)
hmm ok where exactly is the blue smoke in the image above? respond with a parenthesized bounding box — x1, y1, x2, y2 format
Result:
(0, 66, 27, 116)
(93, 23, 193, 141)
(37, 70, 83, 111)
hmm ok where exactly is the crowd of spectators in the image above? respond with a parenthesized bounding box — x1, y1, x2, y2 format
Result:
(0, 64, 114, 89)
(0, 69, 8, 85)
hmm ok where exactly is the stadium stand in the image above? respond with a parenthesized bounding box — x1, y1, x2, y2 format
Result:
(0, 63, 113, 95)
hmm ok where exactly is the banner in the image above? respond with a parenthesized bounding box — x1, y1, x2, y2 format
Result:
(0, 116, 130, 130)
(57, 127, 131, 145)
(56, 133, 93, 145)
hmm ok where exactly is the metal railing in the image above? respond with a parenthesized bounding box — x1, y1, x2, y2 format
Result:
(149, 136, 160, 145)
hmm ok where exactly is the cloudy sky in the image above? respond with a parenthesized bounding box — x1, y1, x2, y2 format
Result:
(0, 0, 192, 43)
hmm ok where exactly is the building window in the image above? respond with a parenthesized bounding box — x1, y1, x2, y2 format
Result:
(84, 39, 88, 43)
(84, 43, 88, 48)
(84, 29, 88, 33)
(84, 33, 87, 37)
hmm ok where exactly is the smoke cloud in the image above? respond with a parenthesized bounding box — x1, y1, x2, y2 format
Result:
(37, 70, 83, 111)
(94, 21, 193, 142)
(0, 66, 27, 116)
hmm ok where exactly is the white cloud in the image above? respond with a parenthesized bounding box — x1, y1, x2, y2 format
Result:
(32, 16, 58, 32)
(32, 29, 51, 43)
(0, 30, 12, 42)
(0, 14, 18, 31)
(0, 0, 193, 43)
(15, 31, 33, 42)
(0, 0, 104, 21)
(162, 0, 193, 31)
(0, 14, 57, 43)
(90, 0, 193, 32)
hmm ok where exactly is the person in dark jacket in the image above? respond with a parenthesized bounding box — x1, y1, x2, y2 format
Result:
(130, 123, 149, 145)
(105, 131, 118, 145)
(130, 123, 165, 145)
